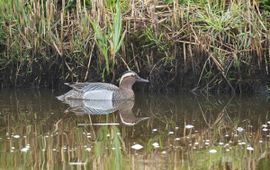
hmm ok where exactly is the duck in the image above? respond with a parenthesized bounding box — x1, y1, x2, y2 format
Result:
(57, 71, 149, 101)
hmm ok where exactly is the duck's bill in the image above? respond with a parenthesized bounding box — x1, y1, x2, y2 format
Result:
(137, 77, 149, 83)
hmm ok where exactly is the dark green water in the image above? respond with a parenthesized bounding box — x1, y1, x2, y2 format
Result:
(1, 89, 270, 169)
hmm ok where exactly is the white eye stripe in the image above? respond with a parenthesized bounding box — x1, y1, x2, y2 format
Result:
(119, 72, 136, 84)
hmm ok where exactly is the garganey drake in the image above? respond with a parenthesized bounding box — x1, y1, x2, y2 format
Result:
(57, 71, 149, 101)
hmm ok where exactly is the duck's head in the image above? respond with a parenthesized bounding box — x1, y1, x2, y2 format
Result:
(119, 71, 149, 89)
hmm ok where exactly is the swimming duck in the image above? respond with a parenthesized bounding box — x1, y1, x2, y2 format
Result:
(57, 71, 149, 101)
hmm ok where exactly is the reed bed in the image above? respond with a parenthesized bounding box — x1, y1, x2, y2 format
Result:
(0, 0, 269, 93)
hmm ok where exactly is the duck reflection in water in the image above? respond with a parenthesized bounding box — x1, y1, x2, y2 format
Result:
(59, 99, 149, 126)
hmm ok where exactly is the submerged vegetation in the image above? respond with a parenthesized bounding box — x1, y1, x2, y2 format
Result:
(0, 0, 269, 93)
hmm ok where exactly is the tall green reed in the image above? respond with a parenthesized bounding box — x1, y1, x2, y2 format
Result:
(91, 0, 126, 76)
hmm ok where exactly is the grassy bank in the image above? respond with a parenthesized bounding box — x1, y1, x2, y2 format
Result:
(0, 0, 269, 93)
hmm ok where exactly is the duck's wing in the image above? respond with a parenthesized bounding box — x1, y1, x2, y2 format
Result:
(80, 83, 119, 93)
(65, 82, 119, 92)
(64, 82, 91, 91)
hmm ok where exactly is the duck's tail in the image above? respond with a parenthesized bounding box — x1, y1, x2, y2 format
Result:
(56, 94, 65, 101)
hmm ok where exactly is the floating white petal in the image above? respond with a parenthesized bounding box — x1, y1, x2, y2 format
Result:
(247, 146, 254, 151)
(152, 142, 160, 148)
(168, 131, 174, 135)
(185, 125, 194, 129)
(209, 149, 217, 154)
(21, 147, 29, 152)
(218, 142, 224, 146)
(131, 144, 143, 150)
(236, 127, 244, 133)
(13, 135, 20, 139)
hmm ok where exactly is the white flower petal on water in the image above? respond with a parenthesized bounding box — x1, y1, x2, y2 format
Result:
(262, 124, 268, 128)
(185, 125, 194, 129)
(262, 128, 268, 132)
(168, 131, 174, 135)
(152, 129, 157, 132)
(175, 138, 180, 141)
(247, 146, 254, 151)
(131, 144, 143, 150)
(13, 135, 20, 139)
(21, 147, 29, 152)
(209, 149, 217, 154)
(152, 142, 160, 148)
(238, 142, 246, 145)
(161, 151, 167, 154)
(218, 142, 224, 146)
(236, 127, 244, 133)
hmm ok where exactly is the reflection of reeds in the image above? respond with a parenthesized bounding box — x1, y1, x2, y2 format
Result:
(2, 93, 270, 169)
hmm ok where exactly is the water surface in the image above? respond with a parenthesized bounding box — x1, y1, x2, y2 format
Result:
(1, 89, 270, 169)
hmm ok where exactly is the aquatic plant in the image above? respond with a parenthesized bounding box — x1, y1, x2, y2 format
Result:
(91, 0, 126, 77)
